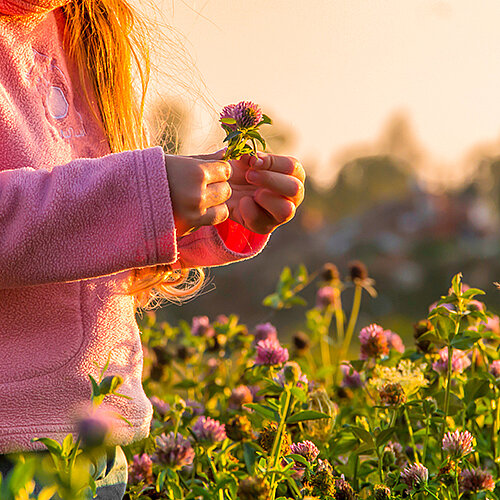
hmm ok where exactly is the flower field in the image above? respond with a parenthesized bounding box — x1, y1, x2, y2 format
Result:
(3, 264, 500, 500)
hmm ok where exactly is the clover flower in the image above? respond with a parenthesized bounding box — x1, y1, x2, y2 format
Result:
(491, 360, 500, 378)
(459, 468, 495, 493)
(228, 385, 253, 409)
(150, 396, 170, 418)
(369, 360, 427, 397)
(255, 338, 289, 365)
(252, 322, 278, 344)
(191, 315, 214, 338)
(383, 441, 406, 467)
(384, 329, 405, 353)
(442, 430, 474, 458)
(484, 315, 500, 334)
(153, 432, 195, 469)
(237, 476, 271, 500)
(322, 262, 340, 283)
(290, 440, 320, 462)
(413, 319, 434, 353)
(359, 324, 389, 360)
(340, 364, 363, 389)
(192, 416, 227, 444)
(316, 286, 335, 309)
(220, 101, 263, 130)
(274, 361, 308, 388)
(183, 399, 205, 419)
(305, 459, 336, 497)
(349, 260, 377, 296)
(379, 382, 406, 406)
(128, 453, 153, 485)
(400, 463, 428, 489)
(432, 347, 471, 374)
(334, 475, 355, 500)
(76, 408, 112, 449)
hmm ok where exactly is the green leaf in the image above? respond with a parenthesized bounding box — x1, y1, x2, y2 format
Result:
(450, 332, 482, 349)
(290, 387, 307, 403)
(244, 403, 280, 422)
(376, 427, 395, 448)
(350, 426, 375, 445)
(31, 437, 62, 456)
(462, 288, 486, 299)
(464, 378, 491, 401)
(220, 117, 237, 125)
(260, 114, 272, 125)
(451, 273, 463, 295)
(286, 410, 331, 424)
(434, 390, 463, 416)
(223, 130, 242, 142)
(353, 442, 375, 456)
(243, 442, 256, 474)
(173, 379, 198, 389)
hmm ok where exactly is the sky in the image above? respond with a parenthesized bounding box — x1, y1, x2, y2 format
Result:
(145, 0, 500, 186)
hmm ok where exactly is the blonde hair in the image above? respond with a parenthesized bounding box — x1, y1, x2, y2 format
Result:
(63, 0, 204, 309)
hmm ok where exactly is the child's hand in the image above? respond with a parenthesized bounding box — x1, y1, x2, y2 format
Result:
(226, 153, 305, 234)
(164, 153, 232, 237)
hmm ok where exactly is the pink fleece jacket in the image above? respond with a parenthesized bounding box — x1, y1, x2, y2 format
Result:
(0, 1, 268, 453)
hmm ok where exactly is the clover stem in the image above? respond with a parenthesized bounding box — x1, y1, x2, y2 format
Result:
(404, 406, 419, 464)
(341, 285, 363, 359)
(269, 388, 293, 495)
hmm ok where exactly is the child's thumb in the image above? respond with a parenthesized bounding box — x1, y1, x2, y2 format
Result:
(191, 148, 227, 161)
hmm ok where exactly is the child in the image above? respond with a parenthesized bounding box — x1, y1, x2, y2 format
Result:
(0, 0, 305, 496)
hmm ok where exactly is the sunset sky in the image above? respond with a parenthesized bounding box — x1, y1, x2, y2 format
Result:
(148, 0, 500, 186)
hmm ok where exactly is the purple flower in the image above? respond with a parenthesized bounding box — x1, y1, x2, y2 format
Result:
(191, 316, 214, 338)
(255, 338, 289, 365)
(490, 360, 500, 378)
(316, 286, 335, 309)
(150, 396, 170, 418)
(400, 463, 428, 489)
(290, 440, 320, 462)
(484, 315, 500, 334)
(183, 399, 205, 419)
(459, 468, 495, 492)
(220, 101, 262, 130)
(432, 347, 471, 374)
(128, 453, 153, 485)
(359, 324, 389, 360)
(384, 329, 405, 353)
(76, 409, 112, 448)
(153, 432, 194, 468)
(442, 430, 474, 458)
(274, 361, 308, 389)
(340, 364, 363, 389)
(252, 322, 278, 344)
(192, 416, 227, 444)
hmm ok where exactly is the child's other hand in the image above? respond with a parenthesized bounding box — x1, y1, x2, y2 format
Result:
(227, 153, 305, 234)
(164, 152, 232, 237)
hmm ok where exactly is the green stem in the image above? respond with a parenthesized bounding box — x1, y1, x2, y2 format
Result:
(404, 406, 419, 464)
(207, 451, 224, 500)
(269, 389, 293, 495)
(319, 307, 334, 387)
(333, 287, 344, 344)
(423, 414, 431, 464)
(494, 387, 500, 473)
(342, 285, 363, 359)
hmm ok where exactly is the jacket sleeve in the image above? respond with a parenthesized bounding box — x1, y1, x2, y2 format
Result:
(177, 219, 269, 268)
(0, 146, 178, 289)
(0, 0, 69, 15)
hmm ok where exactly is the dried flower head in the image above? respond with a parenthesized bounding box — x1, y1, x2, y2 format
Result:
(292, 331, 310, 353)
(191, 416, 227, 445)
(373, 484, 391, 500)
(379, 382, 406, 406)
(369, 359, 427, 397)
(150, 396, 170, 418)
(400, 463, 428, 489)
(128, 453, 153, 485)
(413, 319, 434, 353)
(154, 432, 195, 469)
(304, 459, 336, 497)
(274, 361, 308, 388)
(290, 440, 320, 462)
(322, 262, 340, 282)
(349, 260, 368, 281)
(459, 468, 495, 492)
(237, 476, 271, 500)
(305, 388, 338, 440)
(359, 324, 389, 360)
(225, 415, 255, 442)
(433, 347, 471, 374)
(442, 430, 475, 458)
(258, 422, 291, 456)
(255, 338, 289, 365)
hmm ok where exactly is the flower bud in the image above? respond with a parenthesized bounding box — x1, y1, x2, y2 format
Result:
(349, 260, 368, 281)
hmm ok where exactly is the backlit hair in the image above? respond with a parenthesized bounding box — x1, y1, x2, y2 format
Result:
(63, 0, 204, 309)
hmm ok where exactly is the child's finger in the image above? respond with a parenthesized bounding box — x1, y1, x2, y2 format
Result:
(245, 169, 304, 205)
(204, 181, 232, 208)
(249, 154, 306, 184)
(239, 196, 276, 235)
(202, 161, 232, 184)
(198, 203, 230, 228)
(254, 189, 296, 224)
